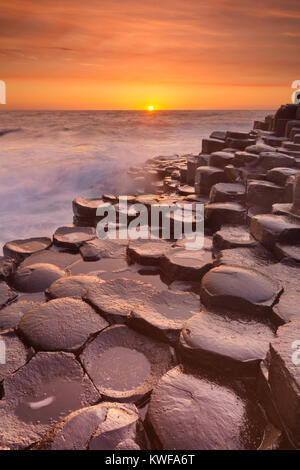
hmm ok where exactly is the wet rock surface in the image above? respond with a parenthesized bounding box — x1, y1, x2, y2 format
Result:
(205, 202, 246, 230)
(128, 289, 200, 343)
(0, 352, 99, 449)
(209, 151, 234, 168)
(68, 256, 129, 277)
(36, 402, 144, 450)
(2, 104, 300, 449)
(0, 299, 40, 331)
(246, 180, 286, 210)
(268, 320, 300, 448)
(213, 225, 257, 250)
(20, 248, 80, 270)
(46, 274, 104, 299)
(160, 247, 213, 282)
(80, 325, 174, 404)
(11, 263, 66, 293)
(273, 288, 300, 323)
(195, 166, 224, 195)
(215, 244, 278, 271)
(0, 281, 17, 308)
(85, 277, 156, 323)
(53, 226, 96, 250)
(3, 237, 52, 262)
(72, 197, 108, 219)
(179, 309, 275, 376)
(146, 366, 266, 450)
(274, 243, 300, 263)
(80, 238, 127, 261)
(0, 331, 29, 381)
(127, 239, 171, 266)
(267, 167, 298, 186)
(209, 182, 245, 203)
(250, 214, 300, 248)
(200, 265, 281, 315)
(18, 298, 108, 352)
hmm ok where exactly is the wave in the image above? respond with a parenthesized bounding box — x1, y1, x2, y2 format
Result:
(0, 109, 273, 251)
(0, 128, 21, 137)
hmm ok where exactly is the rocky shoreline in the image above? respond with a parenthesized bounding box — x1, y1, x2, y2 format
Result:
(1, 103, 300, 450)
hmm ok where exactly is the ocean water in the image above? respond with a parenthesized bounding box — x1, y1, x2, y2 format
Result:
(0, 110, 272, 250)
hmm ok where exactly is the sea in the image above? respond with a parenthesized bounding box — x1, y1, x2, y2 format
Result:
(0, 109, 272, 251)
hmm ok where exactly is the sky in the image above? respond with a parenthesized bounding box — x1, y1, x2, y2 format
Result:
(0, 0, 300, 109)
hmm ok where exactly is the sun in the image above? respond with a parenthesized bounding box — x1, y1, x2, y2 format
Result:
(148, 105, 154, 111)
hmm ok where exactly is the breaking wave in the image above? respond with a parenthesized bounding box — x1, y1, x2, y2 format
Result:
(0, 109, 272, 250)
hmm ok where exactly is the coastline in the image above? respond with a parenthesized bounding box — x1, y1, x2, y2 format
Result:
(1, 102, 300, 449)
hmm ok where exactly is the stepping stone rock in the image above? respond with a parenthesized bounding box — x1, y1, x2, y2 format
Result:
(179, 309, 275, 376)
(0, 331, 28, 382)
(245, 143, 276, 154)
(0, 352, 99, 449)
(272, 202, 299, 219)
(69, 256, 129, 278)
(267, 167, 298, 186)
(213, 225, 257, 250)
(127, 239, 170, 266)
(232, 151, 259, 167)
(209, 182, 245, 203)
(200, 265, 281, 316)
(177, 184, 195, 196)
(20, 249, 80, 270)
(208, 151, 234, 168)
(18, 298, 108, 352)
(195, 166, 224, 195)
(186, 156, 201, 185)
(80, 238, 128, 261)
(273, 288, 300, 324)
(225, 138, 256, 151)
(268, 320, 300, 448)
(0, 300, 40, 331)
(72, 198, 108, 218)
(246, 180, 286, 209)
(53, 226, 96, 250)
(223, 164, 242, 182)
(215, 245, 278, 272)
(102, 194, 118, 203)
(46, 275, 104, 300)
(250, 214, 300, 248)
(80, 324, 174, 404)
(160, 248, 213, 282)
(146, 366, 265, 449)
(258, 152, 295, 170)
(202, 138, 225, 154)
(205, 202, 246, 231)
(210, 131, 226, 141)
(85, 278, 156, 323)
(274, 243, 300, 263)
(0, 282, 17, 309)
(3, 237, 52, 263)
(226, 131, 251, 140)
(36, 402, 144, 450)
(11, 263, 66, 293)
(128, 289, 200, 343)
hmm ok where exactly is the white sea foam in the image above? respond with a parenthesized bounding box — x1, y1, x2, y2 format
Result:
(0, 110, 272, 250)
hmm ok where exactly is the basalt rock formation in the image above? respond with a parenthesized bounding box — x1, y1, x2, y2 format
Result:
(1, 103, 300, 450)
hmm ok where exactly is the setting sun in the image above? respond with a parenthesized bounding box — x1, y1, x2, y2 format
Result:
(148, 106, 154, 111)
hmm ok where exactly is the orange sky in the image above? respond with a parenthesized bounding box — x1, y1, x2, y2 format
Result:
(1, 0, 299, 109)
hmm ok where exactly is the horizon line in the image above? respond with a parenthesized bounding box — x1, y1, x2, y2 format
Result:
(0, 107, 276, 112)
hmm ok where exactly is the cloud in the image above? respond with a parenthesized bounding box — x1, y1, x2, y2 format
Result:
(0, 0, 299, 107)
